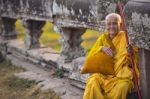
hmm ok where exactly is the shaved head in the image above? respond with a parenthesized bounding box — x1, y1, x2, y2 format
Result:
(105, 13, 122, 23)
(105, 13, 122, 39)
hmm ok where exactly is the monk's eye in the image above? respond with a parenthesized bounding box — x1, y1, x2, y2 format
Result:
(107, 23, 111, 26)
(112, 22, 117, 25)
(107, 22, 117, 26)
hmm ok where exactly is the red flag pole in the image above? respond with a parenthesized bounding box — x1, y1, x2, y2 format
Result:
(117, 1, 142, 99)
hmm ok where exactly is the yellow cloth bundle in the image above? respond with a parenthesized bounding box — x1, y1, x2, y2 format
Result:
(80, 33, 115, 75)
(80, 51, 114, 75)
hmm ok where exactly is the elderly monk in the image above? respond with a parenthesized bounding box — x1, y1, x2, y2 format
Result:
(83, 13, 139, 99)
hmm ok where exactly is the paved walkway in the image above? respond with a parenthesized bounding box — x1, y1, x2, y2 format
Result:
(0, 39, 84, 99)
(7, 54, 83, 99)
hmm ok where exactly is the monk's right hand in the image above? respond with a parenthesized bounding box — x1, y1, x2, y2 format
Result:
(102, 47, 114, 57)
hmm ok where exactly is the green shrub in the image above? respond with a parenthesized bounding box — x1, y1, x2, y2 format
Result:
(54, 68, 65, 78)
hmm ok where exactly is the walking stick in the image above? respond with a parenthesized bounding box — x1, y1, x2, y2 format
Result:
(117, 1, 142, 99)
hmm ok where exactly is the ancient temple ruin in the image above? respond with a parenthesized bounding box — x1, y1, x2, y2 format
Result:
(0, 0, 150, 99)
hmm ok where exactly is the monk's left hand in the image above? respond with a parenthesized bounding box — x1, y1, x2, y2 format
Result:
(127, 45, 134, 56)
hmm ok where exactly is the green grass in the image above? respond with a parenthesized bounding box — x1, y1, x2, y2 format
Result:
(40, 22, 61, 50)
(15, 20, 25, 41)
(7, 76, 35, 88)
(0, 60, 60, 99)
(15, 20, 100, 52)
(82, 29, 100, 52)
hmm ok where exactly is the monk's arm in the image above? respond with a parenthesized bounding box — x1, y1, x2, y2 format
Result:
(88, 35, 104, 56)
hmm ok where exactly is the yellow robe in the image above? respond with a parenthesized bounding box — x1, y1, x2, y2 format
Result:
(83, 31, 139, 99)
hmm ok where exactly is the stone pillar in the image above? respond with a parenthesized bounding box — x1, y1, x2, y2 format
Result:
(54, 26, 86, 66)
(23, 20, 45, 49)
(0, 17, 17, 39)
(139, 49, 150, 99)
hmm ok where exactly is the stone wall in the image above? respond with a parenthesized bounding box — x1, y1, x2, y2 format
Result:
(124, 0, 150, 50)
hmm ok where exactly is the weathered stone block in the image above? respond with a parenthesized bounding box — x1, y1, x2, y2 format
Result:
(124, 0, 150, 50)
(69, 57, 89, 83)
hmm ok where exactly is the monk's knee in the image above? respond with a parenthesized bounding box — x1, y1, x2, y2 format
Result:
(87, 76, 98, 84)
(117, 82, 130, 90)
(86, 74, 102, 86)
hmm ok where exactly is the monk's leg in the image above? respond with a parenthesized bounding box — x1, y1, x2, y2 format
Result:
(83, 74, 105, 99)
(107, 80, 132, 99)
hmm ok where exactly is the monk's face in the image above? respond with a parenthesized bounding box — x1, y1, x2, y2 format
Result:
(106, 17, 121, 37)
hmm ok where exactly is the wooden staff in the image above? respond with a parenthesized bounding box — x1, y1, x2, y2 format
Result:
(117, 1, 142, 99)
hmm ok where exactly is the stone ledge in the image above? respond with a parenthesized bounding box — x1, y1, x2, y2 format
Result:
(0, 39, 60, 69)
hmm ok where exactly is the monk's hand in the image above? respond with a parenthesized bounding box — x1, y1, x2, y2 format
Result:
(102, 47, 114, 57)
(127, 45, 134, 56)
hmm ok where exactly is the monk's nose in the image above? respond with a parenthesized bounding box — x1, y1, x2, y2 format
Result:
(110, 24, 114, 29)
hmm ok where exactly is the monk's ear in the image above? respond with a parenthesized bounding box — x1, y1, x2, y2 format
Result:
(120, 22, 123, 29)
(120, 22, 122, 26)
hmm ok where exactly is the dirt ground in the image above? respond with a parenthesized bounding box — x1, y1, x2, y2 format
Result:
(0, 60, 60, 99)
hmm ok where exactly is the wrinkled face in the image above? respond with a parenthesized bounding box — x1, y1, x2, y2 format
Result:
(106, 17, 121, 37)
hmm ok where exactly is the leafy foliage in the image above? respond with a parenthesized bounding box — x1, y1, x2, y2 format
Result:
(54, 68, 65, 78)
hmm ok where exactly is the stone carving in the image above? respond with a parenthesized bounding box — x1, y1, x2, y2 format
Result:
(124, 0, 150, 50)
